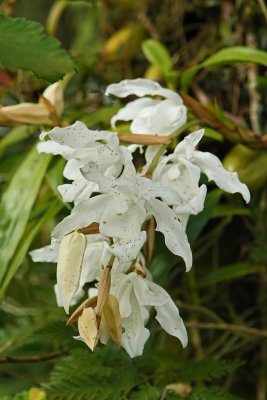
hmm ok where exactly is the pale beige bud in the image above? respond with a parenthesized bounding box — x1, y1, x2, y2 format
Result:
(95, 266, 111, 316)
(165, 383, 192, 398)
(0, 103, 51, 125)
(67, 296, 98, 325)
(133, 262, 146, 278)
(57, 231, 86, 314)
(101, 294, 122, 347)
(43, 82, 64, 116)
(0, 82, 64, 127)
(78, 307, 99, 351)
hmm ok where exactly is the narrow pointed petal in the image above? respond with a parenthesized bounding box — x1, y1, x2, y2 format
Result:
(111, 98, 158, 128)
(175, 129, 204, 159)
(29, 238, 60, 263)
(155, 297, 188, 348)
(52, 195, 111, 239)
(42, 121, 116, 148)
(133, 275, 168, 307)
(193, 150, 250, 203)
(106, 78, 182, 103)
(146, 199, 192, 271)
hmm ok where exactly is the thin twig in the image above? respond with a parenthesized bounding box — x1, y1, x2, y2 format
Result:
(258, 0, 267, 21)
(0, 350, 68, 364)
(186, 321, 267, 338)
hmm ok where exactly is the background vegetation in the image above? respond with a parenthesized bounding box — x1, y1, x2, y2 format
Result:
(0, 0, 267, 399)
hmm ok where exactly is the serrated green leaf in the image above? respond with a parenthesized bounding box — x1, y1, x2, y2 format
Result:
(182, 46, 267, 90)
(189, 385, 240, 400)
(129, 385, 160, 400)
(180, 359, 240, 383)
(0, 15, 75, 82)
(199, 262, 264, 288)
(142, 39, 173, 73)
(43, 347, 139, 400)
(0, 146, 51, 288)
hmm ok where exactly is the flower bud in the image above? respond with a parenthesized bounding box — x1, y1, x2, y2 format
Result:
(78, 307, 99, 351)
(57, 231, 86, 314)
(101, 294, 122, 346)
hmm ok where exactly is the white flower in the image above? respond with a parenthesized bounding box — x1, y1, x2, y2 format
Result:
(37, 121, 123, 203)
(110, 271, 187, 358)
(153, 129, 250, 226)
(30, 234, 111, 310)
(52, 146, 192, 270)
(106, 78, 187, 136)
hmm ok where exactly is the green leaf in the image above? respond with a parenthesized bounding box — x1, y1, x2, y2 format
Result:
(0, 15, 75, 82)
(189, 385, 240, 400)
(182, 46, 267, 90)
(142, 39, 173, 73)
(43, 347, 139, 400)
(46, 158, 71, 210)
(199, 262, 264, 288)
(187, 189, 223, 243)
(0, 146, 51, 286)
(0, 126, 38, 156)
(0, 198, 62, 299)
(180, 358, 240, 383)
(129, 385, 160, 400)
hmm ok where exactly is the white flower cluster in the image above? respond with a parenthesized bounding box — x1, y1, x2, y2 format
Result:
(30, 79, 250, 358)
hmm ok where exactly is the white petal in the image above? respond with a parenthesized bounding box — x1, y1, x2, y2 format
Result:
(145, 199, 192, 271)
(29, 238, 60, 263)
(133, 275, 168, 307)
(175, 129, 204, 159)
(52, 194, 111, 239)
(58, 180, 96, 203)
(174, 184, 207, 216)
(193, 150, 250, 203)
(44, 121, 116, 148)
(106, 78, 182, 103)
(131, 101, 187, 135)
(110, 231, 147, 262)
(110, 98, 158, 128)
(155, 297, 188, 348)
(120, 290, 150, 357)
(37, 140, 74, 157)
(137, 176, 181, 205)
(79, 236, 110, 285)
(100, 199, 146, 240)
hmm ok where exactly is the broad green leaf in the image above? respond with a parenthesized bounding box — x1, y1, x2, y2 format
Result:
(0, 15, 75, 82)
(0, 199, 62, 299)
(182, 46, 267, 90)
(142, 39, 173, 73)
(0, 126, 38, 156)
(79, 104, 121, 126)
(0, 146, 51, 284)
(46, 157, 71, 210)
(199, 262, 264, 288)
(212, 204, 252, 218)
